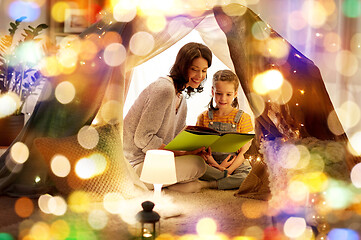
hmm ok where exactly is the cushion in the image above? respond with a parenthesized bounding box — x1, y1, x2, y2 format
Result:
(34, 124, 147, 201)
(234, 158, 271, 201)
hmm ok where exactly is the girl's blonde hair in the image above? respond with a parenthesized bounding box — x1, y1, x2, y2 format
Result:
(208, 70, 239, 110)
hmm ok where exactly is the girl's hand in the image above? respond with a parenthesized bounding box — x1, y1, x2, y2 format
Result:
(220, 154, 236, 168)
(204, 154, 225, 171)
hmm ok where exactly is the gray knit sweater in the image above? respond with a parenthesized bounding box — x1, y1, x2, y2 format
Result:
(123, 77, 187, 166)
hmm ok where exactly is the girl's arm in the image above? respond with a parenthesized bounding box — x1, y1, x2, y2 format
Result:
(202, 147, 225, 170)
(223, 140, 251, 175)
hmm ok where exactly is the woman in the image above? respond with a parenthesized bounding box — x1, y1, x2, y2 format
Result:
(123, 42, 212, 192)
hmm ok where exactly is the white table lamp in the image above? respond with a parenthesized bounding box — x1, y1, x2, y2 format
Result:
(140, 150, 177, 199)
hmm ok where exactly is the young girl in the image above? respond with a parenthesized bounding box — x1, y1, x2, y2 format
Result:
(196, 70, 254, 190)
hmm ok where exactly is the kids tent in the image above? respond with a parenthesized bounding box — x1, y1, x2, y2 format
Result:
(0, 3, 358, 199)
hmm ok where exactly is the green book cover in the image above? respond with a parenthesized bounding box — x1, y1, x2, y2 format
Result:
(164, 126, 255, 152)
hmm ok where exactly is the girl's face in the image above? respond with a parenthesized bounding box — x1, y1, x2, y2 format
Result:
(212, 81, 238, 110)
(186, 57, 208, 89)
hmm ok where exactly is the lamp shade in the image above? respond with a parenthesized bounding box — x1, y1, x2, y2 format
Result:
(140, 150, 177, 185)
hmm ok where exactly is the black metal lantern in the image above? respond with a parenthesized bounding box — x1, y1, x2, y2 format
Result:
(135, 201, 160, 240)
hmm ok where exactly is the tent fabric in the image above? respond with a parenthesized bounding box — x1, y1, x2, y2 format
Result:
(0, 4, 357, 198)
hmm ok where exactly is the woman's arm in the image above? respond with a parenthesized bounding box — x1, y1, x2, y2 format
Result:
(133, 80, 175, 153)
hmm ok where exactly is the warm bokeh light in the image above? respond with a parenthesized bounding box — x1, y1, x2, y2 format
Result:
(137, 0, 175, 16)
(196, 218, 217, 236)
(243, 226, 264, 240)
(77, 125, 99, 149)
(88, 209, 108, 230)
(283, 217, 306, 238)
(51, 1, 71, 22)
(251, 21, 271, 41)
(79, 39, 99, 61)
(0, 92, 21, 118)
(113, 1, 137, 22)
(267, 79, 293, 105)
(348, 132, 361, 156)
(350, 163, 361, 188)
(278, 143, 300, 169)
(350, 33, 361, 58)
(68, 191, 90, 213)
(146, 14, 167, 33)
(103, 43, 126, 67)
(324, 32, 342, 52)
(50, 220, 70, 240)
(29, 222, 51, 240)
(293, 226, 314, 240)
(295, 171, 328, 193)
(15, 197, 34, 218)
(103, 192, 124, 214)
(252, 73, 270, 95)
(58, 48, 78, 69)
(266, 38, 290, 59)
(263, 69, 284, 90)
(38, 194, 53, 214)
(100, 32, 122, 48)
(336, 101, 361, 130)
(50, 155, 71, 177)
(10, 142, 30, 164)
(100, 100, 122, 124)
(287, 180, 309, 202)
(252, 70, 284, 96)
(48, 196, 67, 216)
(335, 50, 358, 77)
(75, 153, 107, 179)
(294, 145, 310, 169)
(327, 110, 345, 136)
(129, 32, 155, 56)
(55, 81, 76, 104)
(40, 55, 61, 77)
(247, 93, 265, 117)
(221, 2, 247, 17)
(302, 1, 327, 28)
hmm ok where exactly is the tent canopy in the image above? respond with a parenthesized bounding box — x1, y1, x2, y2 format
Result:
(0, 4, 357, 198)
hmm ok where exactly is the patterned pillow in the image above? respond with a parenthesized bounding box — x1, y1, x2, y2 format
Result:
(34, 124, 147, 201)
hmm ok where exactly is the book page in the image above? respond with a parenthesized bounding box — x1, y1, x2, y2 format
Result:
(165, 131, 220, 151)
(209, 133, 254, 152)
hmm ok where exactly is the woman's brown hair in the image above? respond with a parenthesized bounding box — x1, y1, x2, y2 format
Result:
(169, 42, 212, 97)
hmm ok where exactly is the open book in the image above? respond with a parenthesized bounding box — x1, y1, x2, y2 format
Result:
(164, 126, 255, 152)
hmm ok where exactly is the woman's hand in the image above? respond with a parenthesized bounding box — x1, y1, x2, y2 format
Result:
(161, 145, 208, 158)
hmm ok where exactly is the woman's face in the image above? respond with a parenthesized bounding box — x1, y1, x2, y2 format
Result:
(186, 57, 209, 89)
